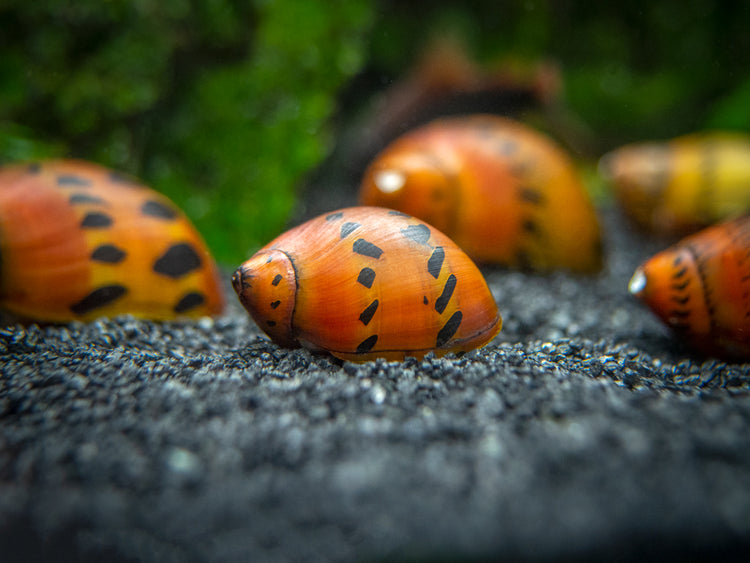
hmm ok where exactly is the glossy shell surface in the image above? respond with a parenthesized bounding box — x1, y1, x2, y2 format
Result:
(0, 160, 224, 322)
(630, 214, 750, 360)
(601, 132, 750, 235)
(232, 207, 501, 362)
(359, 114, 602, 273)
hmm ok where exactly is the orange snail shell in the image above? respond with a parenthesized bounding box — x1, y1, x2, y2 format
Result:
(630, 214, 750, 360)
(359, 114, 602, 273)
(0, 159, 224, 322)
(232, 206, 502, 362)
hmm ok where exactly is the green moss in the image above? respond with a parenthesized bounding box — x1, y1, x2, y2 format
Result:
(0, 0, 373, 265)
(0, 123, 65, 162)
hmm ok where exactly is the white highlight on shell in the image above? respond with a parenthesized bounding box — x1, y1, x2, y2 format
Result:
(374, 169, 406, 194)
(628, 267, 647, 295)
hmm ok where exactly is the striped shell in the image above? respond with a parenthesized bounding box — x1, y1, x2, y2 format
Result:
(232, 207, 501, 362)
(0, 160, 224, 322)
(629, 215, 750, 360)
(600, 132, 750, 236)
(359, 114, 602, 273)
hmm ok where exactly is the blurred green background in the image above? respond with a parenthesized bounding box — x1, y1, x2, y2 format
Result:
(2, 0, 749, 265)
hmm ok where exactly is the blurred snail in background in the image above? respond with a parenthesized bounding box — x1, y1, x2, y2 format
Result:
(359, 114, 602, 273)
(629, 214, 750, 360)
(0, 160, 225, 322)
(600, 132, 750, 236)
(355, 37, 562, 162)
(232, 207, 501, 362)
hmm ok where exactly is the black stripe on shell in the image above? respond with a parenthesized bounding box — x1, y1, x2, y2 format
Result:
(436, 311, 462, 347)
(434, 274, 457, 314)
(357, 267, 376, 288)
(69, 193, 107, 205)
(671, 279, 690, 291)
(427, 247, 445, 279)
(672, 266, 688, 279)
(326, 212, 344, 221)
(174, 291, 206, 314)
(359, 300, 379, 326)
(70, 285, 127, 316)
(353, 239, 383, 259)
(142, 200, 178, 220)
(522, 219, 538, 234)
(356, 334, 378, 354)
(91, 244, 127, 264)
(519, 187, 543, 205)
(272, 274, 283, 286)
(340, 222, 360, 239)
(685, 242, 716, 335)
(153, 243, 202, 279)
(57, 174, 92, 187)
(669, 309, 691, 319)
(80, 212, 113, 228)
(401, 224, 431, 245)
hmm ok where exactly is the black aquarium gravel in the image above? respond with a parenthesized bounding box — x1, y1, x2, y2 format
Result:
(2, 208, 750, 562)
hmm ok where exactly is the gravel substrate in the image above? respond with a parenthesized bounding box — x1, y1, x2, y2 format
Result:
(2, 207, 750, 562)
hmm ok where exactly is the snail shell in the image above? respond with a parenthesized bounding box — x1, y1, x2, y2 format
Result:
(0, 160, 224, 322)
(630, 214, 750, 360)
(600, 132, 750, 236)
(359, 114, 602, 273)
(232, 206, 501, 362)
